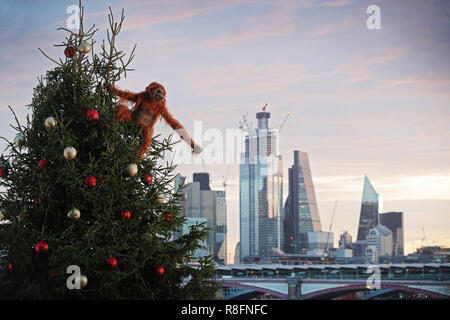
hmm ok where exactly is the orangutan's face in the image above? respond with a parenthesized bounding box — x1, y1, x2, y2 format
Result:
(146, 82, 166, 102)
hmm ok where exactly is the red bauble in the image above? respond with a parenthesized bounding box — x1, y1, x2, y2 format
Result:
(143, 174, 153, 184)
(121, 210, 131, 221)
(84, 175, 97, 188)
(86, 109, 99, 121)
(164, 213, 172, 222)
(8, 264, 13, 271)
(64, 46, 76, 58)
(0, 167, 6, 178)
(38, 159, 49, 168)
(156, 266, 165, 277)
(35, 241, 49, 255)
(105, 257, 117, 269)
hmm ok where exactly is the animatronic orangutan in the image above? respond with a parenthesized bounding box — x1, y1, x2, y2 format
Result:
(109, 82, 202, 157)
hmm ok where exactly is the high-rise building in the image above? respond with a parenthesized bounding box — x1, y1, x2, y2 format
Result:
(380, 211, 404, 258)
(193, 173, 211, 191)
(215, 190, 227, 264)
(283, 150, 324, 254)
(180, 174, 216, 256)
(176, 173, 228, 263)
(356, 175, 382, 241)
(239, 110, 283, 263)
(366, 224, 393, 263)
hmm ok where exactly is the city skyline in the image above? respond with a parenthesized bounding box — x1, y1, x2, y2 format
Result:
(0, 0, 449, 260)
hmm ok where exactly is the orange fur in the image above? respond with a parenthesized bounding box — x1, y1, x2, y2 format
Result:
(109, 82, 201, 157)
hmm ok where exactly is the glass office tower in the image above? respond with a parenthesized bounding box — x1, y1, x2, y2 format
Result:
(239, 111, 283, 263)
(356, 175, 382, 241)
(283, 150, 323, 253)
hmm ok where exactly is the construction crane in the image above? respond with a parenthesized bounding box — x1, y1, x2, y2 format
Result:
(421, 227, 426, 248)
(323, 200, 338, 260)
(238, 112, 249, 132)
(279, 112, 291, 133)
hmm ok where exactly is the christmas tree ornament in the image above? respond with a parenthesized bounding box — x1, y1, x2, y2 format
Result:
(156, 192, 164, 204)
(105, 257, 117, 269)
(126, 163, 138, 177)
(164, 213, 172, 222)
(67, 208, 81, 220)
(156, 266, 165, 277)
(121, 210, 131, 221)
(14, 134, 25, 147)
(78, 41, 91, 54)
(44, 116, 57, 130)
(0, 167, 6, 178)
(63, 146, 77, 160)
(64, 46, 76, 58)
(80, 275, 88, 288)
(35, 241, 49, 255)
(38, 159, 49, 168)
(0, 211, 4, 219)
(8, 264, 13, 271)
(84, 175, 97, 188)
(49, 271, 57, 279)
(86, 109, 99, 121)
(143, 173, 153, 184)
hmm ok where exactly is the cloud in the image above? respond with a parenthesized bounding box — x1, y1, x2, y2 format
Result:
(186, 63, 321, 97)
(307, 18, 354, 39)
(333, 46, 405, 83)
(119, 0, 256, 31)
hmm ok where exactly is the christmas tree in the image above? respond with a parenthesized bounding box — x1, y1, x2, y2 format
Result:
(0, 4, 216, 300)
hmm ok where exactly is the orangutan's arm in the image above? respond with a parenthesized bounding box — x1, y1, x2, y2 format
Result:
(109, 85, 139, 102)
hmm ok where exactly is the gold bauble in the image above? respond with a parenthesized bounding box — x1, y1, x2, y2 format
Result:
(44, 117, 57, 130)
(78, 41, 91, 54)
(156, 193, 165, 204)
(126, 163, 138, 177)
(67, 208, 81, 220)
(63, 147, 77, 160)
(0, 211, 4, 219)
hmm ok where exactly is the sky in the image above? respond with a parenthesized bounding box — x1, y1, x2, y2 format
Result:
(0, 0, 449, 262)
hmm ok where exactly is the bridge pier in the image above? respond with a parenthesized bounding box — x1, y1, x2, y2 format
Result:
(287, 278, 303, 300)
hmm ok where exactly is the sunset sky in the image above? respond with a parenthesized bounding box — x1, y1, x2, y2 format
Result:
(0, 0, 449, 261)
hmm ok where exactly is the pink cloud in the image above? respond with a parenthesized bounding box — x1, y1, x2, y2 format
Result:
(307, 18, 354, 39)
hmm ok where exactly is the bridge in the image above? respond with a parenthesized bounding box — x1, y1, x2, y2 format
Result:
(215, 263, 450, 300)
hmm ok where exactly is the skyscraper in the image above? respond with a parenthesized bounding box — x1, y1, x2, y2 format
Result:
(283, 150, 326, 254)
(215, 190, 227, 264)
(356, 175, 382, 241)
(180, 174, 216, 256)
(193, 173, 211, 191)
(239, 110, 283, 263)
(380, 212, 404, 258)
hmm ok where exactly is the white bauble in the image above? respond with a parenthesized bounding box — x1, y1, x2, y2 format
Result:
(14, 134, 25, 147)
(126, 163, 138, 177)
(80, 275, 88, 288)
(67, 208, 81, 220)
(78, 41, 91, 54)
(63, 147, 77, 160)
(44, 117, 57, 129)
